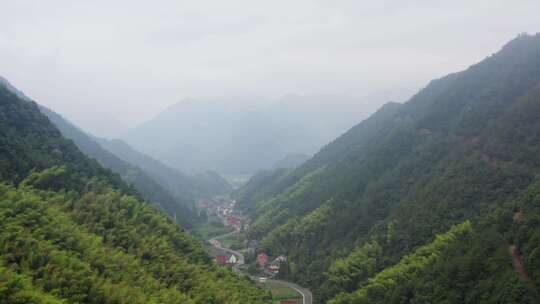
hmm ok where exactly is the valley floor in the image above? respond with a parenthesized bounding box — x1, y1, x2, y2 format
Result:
(199, 196, 313, 304)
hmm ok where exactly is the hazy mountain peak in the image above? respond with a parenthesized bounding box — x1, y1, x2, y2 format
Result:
(123, 94, 382, 175)
(500, 32, 539, 51)
(0, 76, 33, 102)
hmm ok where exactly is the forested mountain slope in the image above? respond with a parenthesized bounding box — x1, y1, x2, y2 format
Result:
(0, 82, 127, 192)
(235, 33, 540, 303)
(39, 106, 198, 228)
(96, 138, 232, 200)
(0, 80, 269, 303)
(330, 179, 540, 304)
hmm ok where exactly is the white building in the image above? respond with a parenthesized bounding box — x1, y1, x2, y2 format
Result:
(228, 255, 238, 265)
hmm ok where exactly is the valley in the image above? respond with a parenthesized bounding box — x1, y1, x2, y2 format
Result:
(198, 196, 313, 304)
(1, 4, 539, 303)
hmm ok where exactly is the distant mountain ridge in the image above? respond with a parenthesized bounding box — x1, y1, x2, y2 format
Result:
(122, 93, 388, 175)
(96, 137, 232, 199)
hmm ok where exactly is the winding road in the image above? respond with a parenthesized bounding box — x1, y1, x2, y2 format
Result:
(266, 279, 313, 304)
(209, 231, 313, 304)
(209, 232, 245, 266)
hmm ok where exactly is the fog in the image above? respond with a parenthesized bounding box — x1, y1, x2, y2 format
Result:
(1, 0, 540, 137)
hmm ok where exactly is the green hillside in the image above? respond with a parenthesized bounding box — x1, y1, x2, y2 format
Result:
(96, 138, 232, 200)
(39, 106, 198, 228)
(235, 33, 540, 303)
(0, 80, 270, 303)
(329, 180, 540, 304)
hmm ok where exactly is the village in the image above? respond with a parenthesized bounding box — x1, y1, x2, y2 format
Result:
(196, 196, 310, 304)
(199, 196, 288, 277)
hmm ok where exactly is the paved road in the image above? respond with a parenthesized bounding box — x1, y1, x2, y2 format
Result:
(267, 279, 313, 304)
(209, 232, 245, 266)
(209, 231, 312, 304)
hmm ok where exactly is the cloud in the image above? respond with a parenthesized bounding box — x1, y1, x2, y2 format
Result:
(0, 0, 539, 128)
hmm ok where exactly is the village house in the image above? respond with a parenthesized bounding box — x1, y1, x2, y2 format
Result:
(269, 260, 280, 274)
(227, 216, 238, 224)
(216, 205, 234, 217)
(217, 254, 238, 266)
(256, 252, 269, 268)
(275, 255, 287, 263)
(227, 216, 241, 231)
(216, 255, 227, 266)
(228, 254, 238, 265)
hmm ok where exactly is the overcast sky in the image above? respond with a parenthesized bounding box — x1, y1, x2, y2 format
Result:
(1, 0, 540, 131)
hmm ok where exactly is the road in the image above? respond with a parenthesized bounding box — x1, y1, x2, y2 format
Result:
(209, 231, 312, 304)
(209, 232, 245, 266)
(267, 279, 313, 304)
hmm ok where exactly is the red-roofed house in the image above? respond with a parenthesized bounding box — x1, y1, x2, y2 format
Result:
(228, 216, 240, 227)
(227, 216, 242, 232)
(216, 255, 227, 266)
(256, 252, 269, 268)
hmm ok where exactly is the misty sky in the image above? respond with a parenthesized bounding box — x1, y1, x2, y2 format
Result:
(1, 0, 540, 131)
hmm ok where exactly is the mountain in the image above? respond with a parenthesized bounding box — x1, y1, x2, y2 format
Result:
(122, 94, 384, 175)
(0, 78, 270, 303)
(235, 33, 540, 303)
(96, 138, 232, 200)
(39, 106, 198, 228)
(271, 153, 310, 170)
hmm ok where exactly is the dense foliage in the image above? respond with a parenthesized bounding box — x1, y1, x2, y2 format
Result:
(235, 33, 540, 303)
(330, 179, 540, 304)
(0, 172, 269, 303)
(234, 168, 293, 214)
(0, 81, 270, 303)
